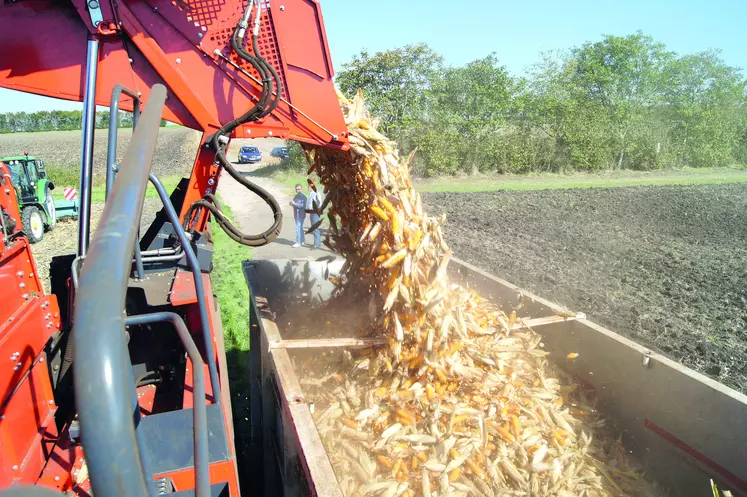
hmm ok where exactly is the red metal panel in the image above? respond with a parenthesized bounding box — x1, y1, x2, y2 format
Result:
(0, 297, 60, 399)
(0, 0, 349, 147)
(3, 367, 57, 486)
(169, 268, 201, 306)
(0, 1, 196, 127)
(37, 431, 90, 494)
(179, 134, 221, 223)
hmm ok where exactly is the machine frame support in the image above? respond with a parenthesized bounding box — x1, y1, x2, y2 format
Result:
(77, 38, 100, 257)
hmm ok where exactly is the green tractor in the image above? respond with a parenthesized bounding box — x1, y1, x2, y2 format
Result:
(2, 152, 56, 243)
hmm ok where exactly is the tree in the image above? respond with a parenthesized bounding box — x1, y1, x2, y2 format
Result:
(569, 31, 674, 169)
(662, 50, 746, 166)
(431, 54, 516, 134)
(336, 44, 443, 139)
(420, 54, 520, 173)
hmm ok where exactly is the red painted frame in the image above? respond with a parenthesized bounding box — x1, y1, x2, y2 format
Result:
(0, 0, 350, 494)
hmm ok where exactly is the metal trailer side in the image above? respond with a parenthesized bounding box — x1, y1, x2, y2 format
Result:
(244, 258, 747, 497)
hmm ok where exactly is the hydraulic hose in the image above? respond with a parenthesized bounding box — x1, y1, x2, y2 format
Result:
(188, 6, 285, 247)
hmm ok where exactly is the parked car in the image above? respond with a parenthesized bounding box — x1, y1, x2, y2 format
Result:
(270, 146, 290, 159)
(238, 145, 262, 164)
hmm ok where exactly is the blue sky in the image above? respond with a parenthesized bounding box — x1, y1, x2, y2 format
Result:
(2, 0, 745, 112)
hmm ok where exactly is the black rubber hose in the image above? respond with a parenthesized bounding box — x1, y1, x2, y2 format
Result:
(184, 25, 283, 246)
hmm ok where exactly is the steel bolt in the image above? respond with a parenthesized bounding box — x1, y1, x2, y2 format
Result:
(54, 476, 60, 482)
(206, 188, 213, 194)
(47, 323, 53, 329)
(40, 357, 44, 363)
(19, 282, 25, 289)
(22, 294, 29, 300)
(208, 178, 215, 186)
(16, 271, 24, 277)
(29, 273, 33, 278)
(12, 465, 18, 471)
(41, 302, 48, 309)
(176, 58, 182, 64)
(279, 5, 285, 10)
(198, 32, 204, 38)
(48, 400, 54, 405)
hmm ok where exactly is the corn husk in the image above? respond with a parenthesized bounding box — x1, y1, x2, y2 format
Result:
(299, 89, 661, 497)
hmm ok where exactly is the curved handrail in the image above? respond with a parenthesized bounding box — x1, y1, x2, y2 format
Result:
(108, 85, 144, 280)
(125, 312, 209, 497)
(72, 84, 167, 497)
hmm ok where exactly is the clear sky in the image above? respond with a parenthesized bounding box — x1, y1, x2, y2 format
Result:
(2, 0, 744, 112)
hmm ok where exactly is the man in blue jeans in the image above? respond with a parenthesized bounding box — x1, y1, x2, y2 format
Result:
(289, 184, 306, 247)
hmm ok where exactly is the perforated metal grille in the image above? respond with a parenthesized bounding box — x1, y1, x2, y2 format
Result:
(168, 0, 287, 98)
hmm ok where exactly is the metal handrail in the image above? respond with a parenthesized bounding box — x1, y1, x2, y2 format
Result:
(125, 312, 209, 497)
(149, 173, 221, 402)
(73, 83, 167, 497)
(108, 85, 145, 280)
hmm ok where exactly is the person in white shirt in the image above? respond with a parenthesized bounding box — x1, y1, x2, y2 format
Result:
(306, 185, 322, 249)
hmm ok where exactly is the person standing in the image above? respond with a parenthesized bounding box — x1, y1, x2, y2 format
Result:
(306, 184, 322, 249)
(289, 184, 307, 248)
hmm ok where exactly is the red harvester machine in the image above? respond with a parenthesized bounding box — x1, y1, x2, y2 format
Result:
(0, 0, 348, 495)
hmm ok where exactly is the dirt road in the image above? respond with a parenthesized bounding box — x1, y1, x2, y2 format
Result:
(219, 138, 336, 260)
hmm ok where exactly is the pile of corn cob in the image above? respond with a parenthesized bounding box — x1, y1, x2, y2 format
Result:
(299, 89, 660, 497)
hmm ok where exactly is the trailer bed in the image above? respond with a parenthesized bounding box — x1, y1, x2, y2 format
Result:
(244, 258, 747, 497)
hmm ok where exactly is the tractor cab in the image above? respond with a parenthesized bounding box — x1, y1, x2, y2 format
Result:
(1, 152, 56, 243)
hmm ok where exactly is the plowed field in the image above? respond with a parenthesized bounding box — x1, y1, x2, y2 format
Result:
(423, 183, 747, 393)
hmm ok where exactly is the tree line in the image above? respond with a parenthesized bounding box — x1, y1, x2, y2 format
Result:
(336, 32, 747, 175)
(0, 110, 167, 133)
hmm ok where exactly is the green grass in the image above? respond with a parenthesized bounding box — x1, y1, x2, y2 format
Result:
(49, 172, 183, 203)
(414, 167, 747, 193)
(210, 199, 255, 488)
(212, 200, 253, 352)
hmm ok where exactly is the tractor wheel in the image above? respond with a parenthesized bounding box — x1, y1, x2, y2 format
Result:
(44, 187, 56, 231)
(21, 206, 45, 243)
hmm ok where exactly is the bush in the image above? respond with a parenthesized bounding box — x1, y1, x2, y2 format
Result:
(279, 141, 309, 171)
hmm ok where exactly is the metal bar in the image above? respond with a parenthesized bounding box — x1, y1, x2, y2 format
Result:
(73, 84, 167, 497)
(107, 86, 145, 280)
(213, 50, 339, 141)
(77, 38, 100, 257)
(126, 313, 210, 497)
(107, 85, 142, 198)
(140, 247, 178, 256)
(148, 173, 221, 402)
(269, 338, 386, 350)
(140, 252, 184, 263)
